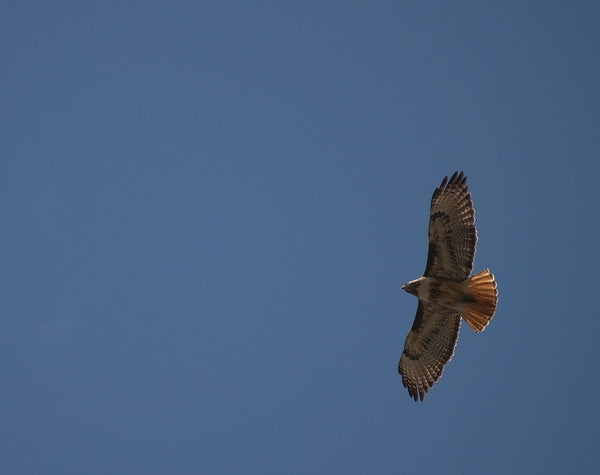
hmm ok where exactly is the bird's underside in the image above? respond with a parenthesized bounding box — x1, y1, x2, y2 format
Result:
(398, 171, 498, 401)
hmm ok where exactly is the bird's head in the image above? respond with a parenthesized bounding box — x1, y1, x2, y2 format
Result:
(401, 278, 422, 297)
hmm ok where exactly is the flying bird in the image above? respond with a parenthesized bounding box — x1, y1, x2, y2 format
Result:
(398, 171, 498, 401)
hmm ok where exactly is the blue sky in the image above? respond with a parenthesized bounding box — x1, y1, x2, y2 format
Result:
(3, 2, 600, 474)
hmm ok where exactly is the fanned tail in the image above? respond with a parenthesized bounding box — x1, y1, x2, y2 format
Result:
(462, 269, 498, 333)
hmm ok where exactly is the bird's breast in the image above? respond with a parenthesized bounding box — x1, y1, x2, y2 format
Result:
(417, 277, 471, 310)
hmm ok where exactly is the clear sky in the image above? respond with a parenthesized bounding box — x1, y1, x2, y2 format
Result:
(3, 2, 600, 474)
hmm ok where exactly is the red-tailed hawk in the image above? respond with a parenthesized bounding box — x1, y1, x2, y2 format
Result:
(398, 171, 498, 401)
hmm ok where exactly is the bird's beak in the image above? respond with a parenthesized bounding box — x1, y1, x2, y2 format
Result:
(401, 283, 407, 291)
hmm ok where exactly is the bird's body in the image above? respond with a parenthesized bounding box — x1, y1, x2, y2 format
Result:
(403, 276, 474, 312)
(398, 171, 498, 401)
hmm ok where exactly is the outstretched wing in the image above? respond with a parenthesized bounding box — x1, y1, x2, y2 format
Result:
(424, 171, 476, 281)
(398, 302, 461, 401)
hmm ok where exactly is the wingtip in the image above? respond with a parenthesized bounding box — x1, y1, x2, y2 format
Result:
(439, 171, 468, 188)
(408, 387, 420, 402)
(404, 381, 426, 402)
(440, 171, 467, 189)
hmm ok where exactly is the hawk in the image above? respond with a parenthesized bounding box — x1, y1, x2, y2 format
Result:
(398, 171, 498, 401)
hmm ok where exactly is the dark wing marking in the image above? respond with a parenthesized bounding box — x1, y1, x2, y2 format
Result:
(398, 302, 461, 401)
(424, 171, 477, 281)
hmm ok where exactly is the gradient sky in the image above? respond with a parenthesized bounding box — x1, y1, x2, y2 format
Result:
(3, 2, 600, 474)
